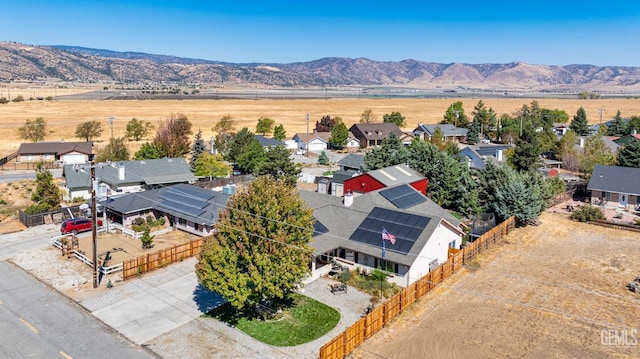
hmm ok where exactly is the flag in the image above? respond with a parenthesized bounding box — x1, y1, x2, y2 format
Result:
(382, 228, 396, 244)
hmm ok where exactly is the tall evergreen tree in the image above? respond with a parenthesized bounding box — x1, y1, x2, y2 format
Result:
(254, 145, 301, 185)
(606, 110, 627, 136)
(508, 126, 543, 172)
(441, 102, 469, 128)
(196, 177, 315, 311)
(30, 167, 61, 212)
(189, 129, 207, 171)
(471, 100, 497, 137)
(364, 132, 407, 170)
(226, 127, 257, 163)
(466, 118, 481, 144)
(616, 138, 640, 168)
(569, 107, 589, 136)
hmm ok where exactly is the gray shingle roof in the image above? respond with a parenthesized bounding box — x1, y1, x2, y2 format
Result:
(331, 170, 358, 184)
(106, 183, 229, 226)
(18, 141, 93, 155)
(64, 158, 197, 190)
(337, 153, 365, 171)
(587, 165, 640, 195)
(255, 135, 284, 147)
(413, 124, 468, 138)
(300, 186, 461, 266)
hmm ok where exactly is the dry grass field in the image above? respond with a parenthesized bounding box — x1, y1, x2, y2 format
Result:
(350, 212, 640, 359)
(1, 88, 640, 155)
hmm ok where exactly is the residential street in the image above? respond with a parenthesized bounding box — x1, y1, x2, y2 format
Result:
(0, 261, 153, 359)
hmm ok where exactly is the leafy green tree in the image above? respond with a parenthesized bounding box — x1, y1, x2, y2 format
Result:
(30, 167, 61, 212)
(580, 134, 615, 176)
(189, 129, 207, 171)
(360, 109, 377, 123)
(75, 120, 103, 141)
(570, 107, 589, 136)
(556, 130, 580, 172)
(540, 108, 569, 126)
(318, 151, 329, 166)
(626, 116, 640, 135)
(125, 118, 153, 141)
(196, 176, 315, 311)
(236, 140, 266, 174)
(329, 121, 349, 149)
(441, 102, 469, 128)
(254, 145, 301, 185)
(364, 132, 407, 170)
(213, 115, 236, 156)
(195, 153, 232, 177)
(18, 117, 47, 142)
(133, 142, 162, 160)
(256, 117, 275, 136)
(383, 111, 406, 128)
(616, 138, 640, 168)
(226, 127, 258, 163)
(476, 162, 510, 212)
(95, 137, 130, 162)
(498, 114, 519, 144)
(273, 124, 286, 141)
(508, 126, 543, 172)
(606, 110, 627, 136)
(153, 113, 193, 158)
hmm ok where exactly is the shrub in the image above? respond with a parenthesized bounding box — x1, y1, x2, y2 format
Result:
(570, 205, 606, 222)
(0, 97, 8, 104)
(11, 95, 25, 103)
(132, 217, 146, 226)
(71, 196, 85, 203)
(24, 203, 50, 215)
(45, 96, 53, 101)
(131, 224, 150, 233)
(146, 215, 155, 224)
(140, 229, 155, 249)
(0, 198, 7, 205)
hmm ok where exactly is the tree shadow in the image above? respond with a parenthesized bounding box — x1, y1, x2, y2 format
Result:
(192, 283, 226, 314)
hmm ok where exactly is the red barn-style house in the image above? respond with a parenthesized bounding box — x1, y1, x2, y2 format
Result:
(343, 164, 428, 196)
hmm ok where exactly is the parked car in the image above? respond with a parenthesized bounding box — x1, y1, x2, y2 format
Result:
(61, 218, 102, 235)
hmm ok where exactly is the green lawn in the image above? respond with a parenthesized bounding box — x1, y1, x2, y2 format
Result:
(205, 294, 340, 346)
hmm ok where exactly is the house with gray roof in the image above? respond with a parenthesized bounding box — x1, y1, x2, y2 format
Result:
(17, 141, 93, 164)
(337, 153, 366, 172)
(459, 143, 513, 170)
(255, 135, 284, 147)
(300, 185, 464, 287)
(413, 123, 468, 142)
(587, 165, 640, 210)
(63, 158, 197, 200)
(105, 183, 230, 236)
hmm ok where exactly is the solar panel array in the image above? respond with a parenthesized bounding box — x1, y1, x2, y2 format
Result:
(157, 187, 212, 219)
(349, 207, 430, 254)
(379, 184, 427, 209)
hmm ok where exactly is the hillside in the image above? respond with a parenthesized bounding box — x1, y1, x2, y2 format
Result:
(1, 41, 640, 92)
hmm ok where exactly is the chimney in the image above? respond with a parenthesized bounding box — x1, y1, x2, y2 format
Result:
(578, 137, 585, 148)
(344, 190, 353, 207)
(496, 149, 503, 162)
(118, 166, 125, 181)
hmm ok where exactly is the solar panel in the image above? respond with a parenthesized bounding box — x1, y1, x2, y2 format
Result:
(379, 184, 426, 209)
(160, 199, 206, 218)
(168, 185, 215, 201)
(348, 207, 430, 254)
(313, 219, 329, 237)
(159, 191, 208, 210)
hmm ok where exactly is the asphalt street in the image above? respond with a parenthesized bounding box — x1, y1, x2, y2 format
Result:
(0, 261, 154, 359)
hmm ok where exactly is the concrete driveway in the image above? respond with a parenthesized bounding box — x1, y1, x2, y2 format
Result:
(79, 257, 225, 344)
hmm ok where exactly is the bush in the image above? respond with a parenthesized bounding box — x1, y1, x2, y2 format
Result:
(11, 95, 25, 103)
(132, 217, 146, 226)
(0, 97, 8, 104)
(24, 203, 51, 215)
(132, 224, 150, 233)
(70, 196, 85, 203)
(570, 205, 606, 222)
(140, 229, 155, 249)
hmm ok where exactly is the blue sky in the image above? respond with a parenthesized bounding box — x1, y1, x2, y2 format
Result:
(4, 1, 640, 66)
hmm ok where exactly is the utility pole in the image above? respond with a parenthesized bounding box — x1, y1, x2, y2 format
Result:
(108, 116, 114, 139)
(454, 111, 458, 142)
(306, 113, 310, 157)
(90, 162, 98, 288)
(597, 108, 606, 125)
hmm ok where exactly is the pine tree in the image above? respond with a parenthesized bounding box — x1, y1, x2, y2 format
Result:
(189, 129, 207, 171)
(364, 132, 407, 170)
(606, 110, 627, 136)
(616, 138, 640, 168)
(570, 107, 589, 136)
(318, 151, 329, 166)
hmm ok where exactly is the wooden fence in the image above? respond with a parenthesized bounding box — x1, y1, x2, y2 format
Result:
(319, 216, 516, 359)
(122, 239, 203, 280)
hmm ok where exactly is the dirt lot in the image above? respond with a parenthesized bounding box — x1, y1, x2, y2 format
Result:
(350, 212, 640, 358)
(2, 95, 640, 155)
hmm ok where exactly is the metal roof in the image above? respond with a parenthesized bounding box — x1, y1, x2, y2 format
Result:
(365, 164, 423, 187)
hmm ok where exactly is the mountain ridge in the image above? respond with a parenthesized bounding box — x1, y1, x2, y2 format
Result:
(1, 41, 639, 92)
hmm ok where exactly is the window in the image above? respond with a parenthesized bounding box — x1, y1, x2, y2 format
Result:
(449, 240, 457, 249)
(602, 192, 611, 200)
(178, 218, 187, 226)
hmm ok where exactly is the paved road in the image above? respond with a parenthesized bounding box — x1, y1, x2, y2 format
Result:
(0, 224, 59, 261)
(0, 169, 63, 183)
(0, 261, 154, 359)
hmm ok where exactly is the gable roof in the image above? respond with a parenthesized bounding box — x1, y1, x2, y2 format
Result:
(413, 123, 468, 138)
(331, 170, 358, 184)
(18, 142, 93, 155)
(255, 135, 284, 147)
(364, 164, 422, 187)
(293, 132, 331, 144)
(299, 186, 461, 266)
(64, 158, 197, 189)
(105, 183, 229, 226)
(587, 165, 640, 196)
(337, 153, 366, 171)
(349, 123, 404, 141)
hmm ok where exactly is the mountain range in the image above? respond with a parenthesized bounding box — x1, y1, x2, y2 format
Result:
(1, 41, 639, 92)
